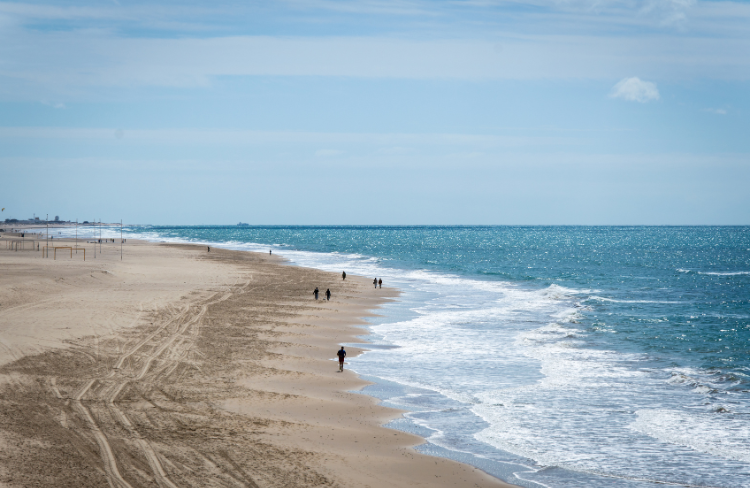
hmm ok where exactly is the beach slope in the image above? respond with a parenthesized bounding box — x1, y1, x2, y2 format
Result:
(0, 240, 513, 487)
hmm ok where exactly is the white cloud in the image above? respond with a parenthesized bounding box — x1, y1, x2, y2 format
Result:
(706, 108, 727, 115)
(0, 2, 115, 20)
(0, 0, 749, 100)
(283, 0, 435, 16)
(641, 0, 697, 25)
(315, 149, 344, 157)
(376, 146, 416, 155)
(610, 77, 660, 103)
(39, 99, 65, 109)
(0, 127, 569, 148)
(3, 32, 750, 99)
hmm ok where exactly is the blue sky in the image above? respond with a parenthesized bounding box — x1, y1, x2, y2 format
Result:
(1, 0, 749, 224)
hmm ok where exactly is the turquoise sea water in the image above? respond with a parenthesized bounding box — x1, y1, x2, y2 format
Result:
(113, 226, 750, 488)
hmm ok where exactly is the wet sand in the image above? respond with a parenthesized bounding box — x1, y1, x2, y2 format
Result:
(0, 239, 514, 487)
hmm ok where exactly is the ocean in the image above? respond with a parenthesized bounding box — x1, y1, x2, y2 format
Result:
(100, 226, 750, 488)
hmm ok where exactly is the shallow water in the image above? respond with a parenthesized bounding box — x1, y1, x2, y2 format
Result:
(93, 226, 750, 488)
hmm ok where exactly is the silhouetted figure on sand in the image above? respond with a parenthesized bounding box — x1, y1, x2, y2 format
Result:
(342, 271, 346, 281)
(337, 346, 346, 372)
(313, 287, 319, 300)
(378, 278, 382, 288)
(373, 278, 377, 288)
(326, 288, 331, 301)
(207, 246, 210, 252)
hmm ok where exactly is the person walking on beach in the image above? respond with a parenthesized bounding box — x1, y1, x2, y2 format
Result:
(373, 278, 377, 288)
(378, 278, 382, 288)
(313, 287, 319, 300)
(207, 246, 210, 252)
(342, 271, 346, 281)
(325, 288, 331, 301)
(337, 346, 346, 372)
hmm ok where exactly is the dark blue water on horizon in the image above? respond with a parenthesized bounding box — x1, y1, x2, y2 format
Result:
(102, 226, 750, 488)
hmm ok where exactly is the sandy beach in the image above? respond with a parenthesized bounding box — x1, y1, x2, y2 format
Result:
(0, 238, 514, 487)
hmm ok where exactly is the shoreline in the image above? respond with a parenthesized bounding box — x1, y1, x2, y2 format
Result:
(0, 238, 515, 487)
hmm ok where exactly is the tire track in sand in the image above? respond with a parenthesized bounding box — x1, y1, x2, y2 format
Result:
(72, 379, 134, 488)
(62, 283, 243, 488)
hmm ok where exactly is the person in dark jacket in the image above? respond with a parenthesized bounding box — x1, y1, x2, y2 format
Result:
(337, 346, 346, 372)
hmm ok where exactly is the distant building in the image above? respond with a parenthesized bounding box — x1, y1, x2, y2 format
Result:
(54, 216, 59, 222)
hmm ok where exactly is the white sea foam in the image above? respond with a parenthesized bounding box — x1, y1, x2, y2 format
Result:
(466, 309, 750, 486)
(700, 271, 750, 276)
(630, 409, 750, 463)
(589, 296, 683, 304)
(676, 268, 750, 276)
(99, 226, 750, 487)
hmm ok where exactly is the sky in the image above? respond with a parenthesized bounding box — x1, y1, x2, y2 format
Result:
(1, 0, 749, 225)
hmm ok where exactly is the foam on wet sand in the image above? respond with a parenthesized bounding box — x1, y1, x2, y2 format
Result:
(0, 239, 513, 487)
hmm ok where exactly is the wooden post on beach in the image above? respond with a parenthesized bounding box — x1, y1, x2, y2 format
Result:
(46, 214, 48, 259)
(75, 219, 78, 253)
(53, 247, 75, 260)
(120, 219, 123, 260)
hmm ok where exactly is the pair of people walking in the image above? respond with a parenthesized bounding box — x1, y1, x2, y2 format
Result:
(373, 278, 382, 289)
(313, 287, 331, 301)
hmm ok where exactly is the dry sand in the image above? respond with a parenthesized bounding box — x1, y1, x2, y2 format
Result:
(0, 238, 515, 487)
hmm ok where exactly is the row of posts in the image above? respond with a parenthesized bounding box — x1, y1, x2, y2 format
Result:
(2, 218, 124, 260)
